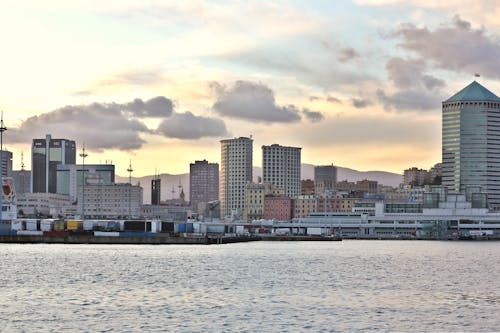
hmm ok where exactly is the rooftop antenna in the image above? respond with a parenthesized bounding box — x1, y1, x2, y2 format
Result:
(79, 145, 88, 218)
(127, 160, 134, 185)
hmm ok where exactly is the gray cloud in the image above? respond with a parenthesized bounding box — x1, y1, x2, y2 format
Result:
(337, 47, 360, 63)
(327, 95, 342, 103)
(8, 102, 152, 151)
(156, 112, 228, 139)
(212, 81, 302, 123)
(393, 15, 500, 78)
(126, 96, 173, 117)
(351, 98, 371, 108)
(302, 109, 325, 122)
(378, 57, 446, 111)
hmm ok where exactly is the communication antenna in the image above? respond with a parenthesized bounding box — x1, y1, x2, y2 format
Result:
(79, 145, 88, 218)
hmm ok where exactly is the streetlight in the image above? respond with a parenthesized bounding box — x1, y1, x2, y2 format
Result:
(80, 146, 88, 218)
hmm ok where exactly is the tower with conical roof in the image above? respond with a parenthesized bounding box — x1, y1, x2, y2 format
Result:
(442, 81, 500, 210)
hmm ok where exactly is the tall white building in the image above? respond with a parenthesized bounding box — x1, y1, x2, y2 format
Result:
(262, 144, 301, 198)
(220, 137, 253, 218)
(442, 81, 500, 210)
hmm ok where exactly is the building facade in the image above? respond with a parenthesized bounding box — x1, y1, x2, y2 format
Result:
(301, 179, 315, 195)
(32, 134, 76, 193)
(77, 183, 143, 218)
(293, 195, 317, 218)
(442, 81, 500, 210)
(17, 192, 71, 217)
(12, 170, 31, 194)
(244, 182, 284, 221)
(263, 195, 293, 221)
(56, 164, 115, 202)
(262, 144, 301, 198)
(189, 160, 219, 213)
(220, 137, 253, 218)
(0, 150, 13, 178)
(314, 164, 337, 195)
(151, 177, 161, 205)
(403, 167, 429, 187)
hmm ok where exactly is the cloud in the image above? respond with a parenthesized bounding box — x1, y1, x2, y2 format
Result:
(302, 109, 325, 122)
(327, 95, 342, 103)
(393, 15, 500, 78)
(8, 101, 153, 151)
(156, 111, 228, 139)
(337, 47, 360, 63)
(212, 80, 302, 123)
(351, 98, 371, 108)
(126, 96, 173, 117)
(101, 68, 166, 86)
(377, 57, 446, 111)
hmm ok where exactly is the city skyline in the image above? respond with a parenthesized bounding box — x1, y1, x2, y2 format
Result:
(1, 1, 500, 176)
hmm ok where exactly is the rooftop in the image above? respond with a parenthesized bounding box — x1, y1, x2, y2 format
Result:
(446, 81, 500, 102)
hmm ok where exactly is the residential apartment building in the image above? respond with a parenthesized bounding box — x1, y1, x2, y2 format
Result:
(244, 182, 284, 221)
(262, 144, 301, 198)
(314, 164, 337, 195)
(264, 195, 293, 221)
(220, 137, 253, 218)
(190, 160, 219, 213)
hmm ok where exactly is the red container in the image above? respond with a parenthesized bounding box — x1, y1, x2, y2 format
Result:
(43, 231, 69, 237)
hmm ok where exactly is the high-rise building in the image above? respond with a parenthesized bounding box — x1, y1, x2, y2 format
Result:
(0, 150, 12, 178)
(56, 164, 115, 203)
(151, 176, 161, 205)
(189, 160, 219, 213)
(442, 81, 500, 209)
(403, 167, 429, 187)
(220, 137, 253, 218)
(32, 134, 76, 193)
(314, 164, 337, 195)
(262, 144, 301, 198)
(12, 170, 31, 194)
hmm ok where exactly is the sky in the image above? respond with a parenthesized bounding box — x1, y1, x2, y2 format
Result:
(1, 0, 500, 176)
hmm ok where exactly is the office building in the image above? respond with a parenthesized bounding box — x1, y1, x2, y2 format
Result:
(442, 81, 500, 210)
(220, 137, 253, 218)
(190, 160, 219, 212)
(314, 164, 337, 195)
(12, 170, 31, 194)
(151, 176, 161, 205)
(77, 183, 143, 218)
(262, 144, 301, 198)
(0, 150, 12, 177)
(56, 164, 115, 202)
(32, 134, 76, 193)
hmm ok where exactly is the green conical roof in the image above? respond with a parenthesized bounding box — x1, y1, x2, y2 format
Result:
(446, 81, 500, 102)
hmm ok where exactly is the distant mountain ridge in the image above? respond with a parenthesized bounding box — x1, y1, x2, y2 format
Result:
(117, 164, 402, 204)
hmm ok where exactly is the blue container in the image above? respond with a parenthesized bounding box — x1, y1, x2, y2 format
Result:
(177, 223, 186, 233)
(186, 223, 194, 233)
(0, 230, 16, 236)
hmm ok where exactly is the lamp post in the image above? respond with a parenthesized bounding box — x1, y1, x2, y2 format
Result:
(0, 112, 6, 221)
(80, 146, 88, 218)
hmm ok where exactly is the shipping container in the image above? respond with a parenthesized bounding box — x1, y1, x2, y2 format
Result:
(66, 220, 83, 231)
(17, 230, 43, 236)
(186, 223, 194, 233)
(94, 231, 120, 237)
(149, 220, 161, 233)
(177, 223, 187, 233)
(11, 219, 25, 231)
(54, 220, 66, 231)
(25, 219, 39, 231)
(124, 220, 148, 232)
(40, 220, 56, 232)
(161, 222, 175, 233)
(83, 220, 97, 231)
(0, 230, 17, 235)
(236, 225, 245, 235)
